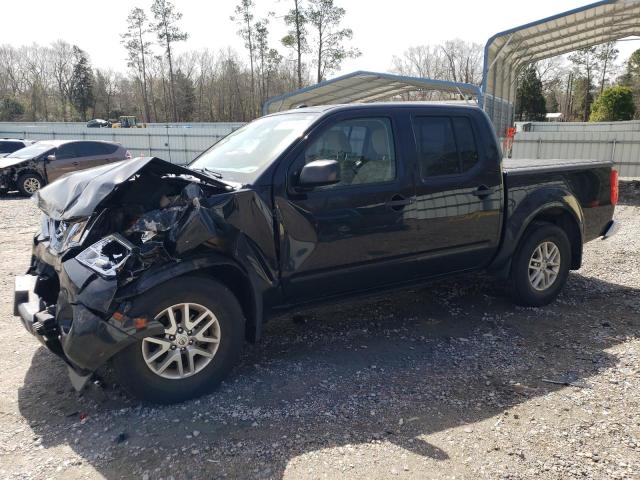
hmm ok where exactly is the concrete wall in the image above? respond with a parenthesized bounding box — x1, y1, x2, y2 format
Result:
(0, 122, 246, 165)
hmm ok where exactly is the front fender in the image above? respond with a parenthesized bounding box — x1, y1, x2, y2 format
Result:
(489, 186, 584, 274)
(115, 253, 265, 342)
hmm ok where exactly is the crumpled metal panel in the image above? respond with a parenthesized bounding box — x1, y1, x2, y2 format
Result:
(35, 157, 229, 221)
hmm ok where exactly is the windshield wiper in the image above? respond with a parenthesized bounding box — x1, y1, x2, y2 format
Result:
(192, 167, 223, 179)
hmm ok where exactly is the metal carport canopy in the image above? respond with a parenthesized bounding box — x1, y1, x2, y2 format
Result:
(262, 71, 481, 114)
(482, 0, 640, 133)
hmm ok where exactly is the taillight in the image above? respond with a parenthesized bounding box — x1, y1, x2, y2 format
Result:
(610, 169, 619, 206)
(125, 150, 132, 159)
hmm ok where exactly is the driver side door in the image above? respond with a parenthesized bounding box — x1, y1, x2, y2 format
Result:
(46, 143, 80, 182)
(274, 110, 419, 303)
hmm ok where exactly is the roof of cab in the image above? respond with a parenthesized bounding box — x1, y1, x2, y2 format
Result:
(269, 102, 483, 117)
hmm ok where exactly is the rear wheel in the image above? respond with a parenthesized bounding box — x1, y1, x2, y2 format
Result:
(112, 276, 245, 403)
(509, 222, 571, 307)
(17, 173, 44, 196)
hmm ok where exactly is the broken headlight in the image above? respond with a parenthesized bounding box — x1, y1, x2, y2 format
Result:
(46, 216, 89, 252)
(76, 234, 132, 278)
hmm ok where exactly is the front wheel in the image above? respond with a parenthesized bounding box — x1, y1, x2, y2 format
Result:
(509, 222, 571, 307)
(112, 276, 245, 403)
(17, 172, 45, 196)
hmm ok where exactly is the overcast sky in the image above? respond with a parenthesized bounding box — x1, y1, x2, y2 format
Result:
(2, 0, 639, 76)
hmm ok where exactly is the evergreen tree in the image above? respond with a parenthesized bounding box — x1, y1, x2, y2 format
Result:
(174, 69, 195, 121)
(70, 46, 95, 121)
(590, 86, 635, 122)
(516, 65, 547, 121)
(0, 97, 25, 121)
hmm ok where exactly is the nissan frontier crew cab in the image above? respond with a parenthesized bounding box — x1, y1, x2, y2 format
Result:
(14, 103, 619, 403)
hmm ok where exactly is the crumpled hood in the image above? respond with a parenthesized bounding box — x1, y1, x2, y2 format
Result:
(35, 156, 229, 221)
(0, 157, 29, 169)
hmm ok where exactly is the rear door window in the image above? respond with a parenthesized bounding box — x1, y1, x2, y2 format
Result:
(413, 116, 480, 179)
(74, 142, 100, 156)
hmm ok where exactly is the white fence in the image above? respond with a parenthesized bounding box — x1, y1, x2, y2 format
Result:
(0, 122, 245, 165)
(511, 121, 640, 178)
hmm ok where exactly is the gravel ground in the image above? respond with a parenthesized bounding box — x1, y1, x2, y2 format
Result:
(0, 181, 639, 480)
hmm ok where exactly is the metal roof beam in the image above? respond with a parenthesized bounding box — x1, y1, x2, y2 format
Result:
(338, 84, 416, 103)
(513, 26, 640, 66)
(508, 20, 640, 63)
(503, 5, 639, 44)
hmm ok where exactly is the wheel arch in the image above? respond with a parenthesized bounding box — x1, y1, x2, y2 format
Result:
(489, 187, 584, 276)
(117, 254, 264, 343)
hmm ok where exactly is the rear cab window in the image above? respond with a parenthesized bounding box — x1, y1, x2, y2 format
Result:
(412, 115, 480, 180)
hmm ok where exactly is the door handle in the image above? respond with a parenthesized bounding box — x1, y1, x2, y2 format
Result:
(72, 161, 80, 166)
(471, 185, 494, 198)
(386, 194, 414, 211)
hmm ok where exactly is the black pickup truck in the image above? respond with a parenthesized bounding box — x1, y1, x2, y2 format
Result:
(14, 104, 618, 403)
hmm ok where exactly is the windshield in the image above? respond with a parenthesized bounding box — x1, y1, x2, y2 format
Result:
(189, 112, 319, 183)
(7, 143, 54, 159)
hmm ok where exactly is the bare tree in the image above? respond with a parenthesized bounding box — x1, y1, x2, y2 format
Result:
(232, 0, 257, 115)
(307, 0, 360, 83)
(94, 69, 118, 118)
(50, 40, 75, 120)
(595, 42, 619, 95)
(122, 7, 153, 122)
(282, 0, 308, 89)
(569, 47, 598, 121)
(151, 0, 188, 122)
(440, 39, 482, 85)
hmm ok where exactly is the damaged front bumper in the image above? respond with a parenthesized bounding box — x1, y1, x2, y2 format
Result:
(14, 238, 163, 390)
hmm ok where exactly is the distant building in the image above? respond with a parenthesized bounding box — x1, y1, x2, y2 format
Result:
(545, 112, 564, 122)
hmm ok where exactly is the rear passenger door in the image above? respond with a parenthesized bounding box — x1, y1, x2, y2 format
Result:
(409, 110, 503, 273)
(74, 142, 120, 169)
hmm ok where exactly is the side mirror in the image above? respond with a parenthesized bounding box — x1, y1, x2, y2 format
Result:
(298, 160, 340, 189)
(46, 154, 56, 162)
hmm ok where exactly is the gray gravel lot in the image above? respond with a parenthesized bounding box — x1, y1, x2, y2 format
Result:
(0, 182, 639, 480)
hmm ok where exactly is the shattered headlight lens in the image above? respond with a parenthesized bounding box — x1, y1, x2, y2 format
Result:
(76, 234, 132, 278)
(47, 217, 89, 252)
(60, 220, 89, 250)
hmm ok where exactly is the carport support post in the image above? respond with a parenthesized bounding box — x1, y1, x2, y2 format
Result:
(611, 139, 617, 162)
(491, 62, 498, 131)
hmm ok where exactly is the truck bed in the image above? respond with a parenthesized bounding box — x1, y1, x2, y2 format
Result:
(503, 158, 613, 175)
(502, 157, 615, 243)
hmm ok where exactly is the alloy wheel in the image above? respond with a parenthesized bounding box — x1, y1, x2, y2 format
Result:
(142, 303, 221, 379)
(528, 241, 561, 291)
(23, 177, 41, 194)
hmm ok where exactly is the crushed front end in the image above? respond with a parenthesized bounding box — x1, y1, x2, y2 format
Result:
(13, 157, 239, 389)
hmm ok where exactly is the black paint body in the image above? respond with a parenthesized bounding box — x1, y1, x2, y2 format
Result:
(14, 104, 616, 376)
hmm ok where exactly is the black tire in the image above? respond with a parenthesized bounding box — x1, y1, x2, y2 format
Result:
(112, 276, 245, 404)
(17, 172, 45, 196)
(509, 222, 571, 307)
